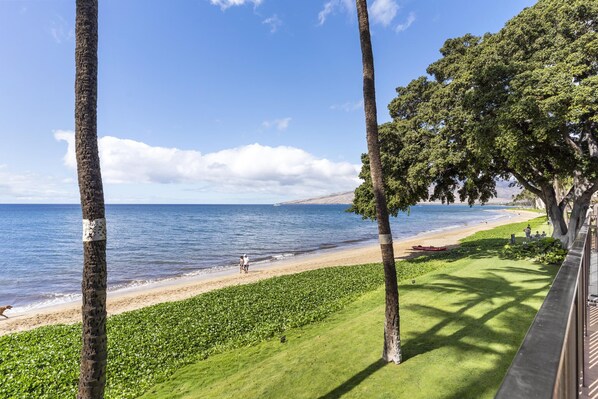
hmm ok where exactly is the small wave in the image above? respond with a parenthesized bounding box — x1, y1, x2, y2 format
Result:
(181, 264, 236, 277)
(482, 212, 508, 221)
(416, 224, 465, 235)
(12, 292, 82, 313)
(271, 253, 295, 261)
(319, 243, 337, 249)
(341, 238, 369, 245)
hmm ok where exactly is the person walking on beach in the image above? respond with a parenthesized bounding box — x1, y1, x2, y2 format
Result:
(243, 254, 249, 273)
(239, 256, 244, 274)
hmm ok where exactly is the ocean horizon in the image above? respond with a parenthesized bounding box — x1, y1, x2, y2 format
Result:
(0, 203, 508, 311)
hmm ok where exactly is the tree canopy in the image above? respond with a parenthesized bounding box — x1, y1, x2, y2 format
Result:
(351, 0, 598, 246)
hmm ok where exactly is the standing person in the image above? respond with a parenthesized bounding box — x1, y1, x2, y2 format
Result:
(243, 254, 249, 273)
(239, 256, 244, 274)
(524, 225, 532, 240)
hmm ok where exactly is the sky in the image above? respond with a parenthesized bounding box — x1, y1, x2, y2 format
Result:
(0, 0, 536, 204)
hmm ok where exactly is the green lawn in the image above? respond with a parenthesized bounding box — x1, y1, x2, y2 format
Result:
(141, 221, 558, 399)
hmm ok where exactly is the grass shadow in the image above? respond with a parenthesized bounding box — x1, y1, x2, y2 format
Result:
(318, 260, 557, 398)
(401, 268, 555, 356)
(317, 359, 387, 399)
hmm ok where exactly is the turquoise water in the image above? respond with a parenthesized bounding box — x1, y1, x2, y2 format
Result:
(0, 204, 507, 309)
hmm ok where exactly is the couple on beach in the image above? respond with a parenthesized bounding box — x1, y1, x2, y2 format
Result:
(239, 254, 249, 274)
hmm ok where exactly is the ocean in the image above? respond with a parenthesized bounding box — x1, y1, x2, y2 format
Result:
(0, 204, 507, 311)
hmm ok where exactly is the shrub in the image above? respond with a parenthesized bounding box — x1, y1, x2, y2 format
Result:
(502, 237, 567, 264)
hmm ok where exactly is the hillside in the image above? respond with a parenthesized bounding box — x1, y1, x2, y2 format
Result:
(282, 181, 521, 205)
(281, 192, 354, 205)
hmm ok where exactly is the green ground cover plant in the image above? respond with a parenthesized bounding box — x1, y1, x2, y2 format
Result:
(0, 216, 554, 398)
(0, 252, 453, 399)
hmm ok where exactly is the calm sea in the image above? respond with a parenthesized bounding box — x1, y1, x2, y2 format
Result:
(0, 204, 507, 310)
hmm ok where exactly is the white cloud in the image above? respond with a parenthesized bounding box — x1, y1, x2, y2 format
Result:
(395, 12, 415, 32)
(0, 164, 76, 202)
(50, 16, 74, 44)
(54, 131, 360, 197)
(318, 1, 335, 25)
(55, 130, 77, 169)
(209, 0, 262, 10)
(318, 0, 354, 26)
(262, 14, 282, 33)
(318, 0, 405, 28)
(369, 0, 399, 27)
(330, 100, 363, 112)
(262, 117, 291, 131)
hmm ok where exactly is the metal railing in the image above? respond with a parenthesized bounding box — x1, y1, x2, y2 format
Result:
(496, 217, 593, 399)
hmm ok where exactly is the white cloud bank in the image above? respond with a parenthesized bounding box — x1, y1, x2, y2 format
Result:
(0, 164, 76, 202)
(54, 131, 360, 197)
(209, 0, 262, 10)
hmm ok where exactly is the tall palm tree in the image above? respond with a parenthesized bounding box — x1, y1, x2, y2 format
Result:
(355, 0, 402, 364)
(75, 0, 108, 397)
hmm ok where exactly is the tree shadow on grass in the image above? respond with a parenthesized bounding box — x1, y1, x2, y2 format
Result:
(402, 268, 556, 397)
(317, 359, 387, 399)
(319, 264, 557, 398)
(402, 274, 546, 354)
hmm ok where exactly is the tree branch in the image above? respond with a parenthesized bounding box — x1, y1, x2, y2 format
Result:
(508, 169, 543, 197)
(584, 128, 598, 158)
(558, 185, 575, 211)
(585, 177, 598, 198)
(564, 133, 583, 156)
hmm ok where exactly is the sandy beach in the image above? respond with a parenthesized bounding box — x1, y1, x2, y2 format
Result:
(0, 209, 538, 336)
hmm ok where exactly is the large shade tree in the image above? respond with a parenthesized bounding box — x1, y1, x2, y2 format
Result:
(352, 0, 598, 248)
(355, 0, 401, 363)
(75, 0, 108, 397)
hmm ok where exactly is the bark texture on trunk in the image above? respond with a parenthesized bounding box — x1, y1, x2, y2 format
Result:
(75, 1, 107, 398)
(541, 180, 596, 249)
(566, 186, 593, 246)
(355, 0, 401, 364)
(542, 185, 570, 246)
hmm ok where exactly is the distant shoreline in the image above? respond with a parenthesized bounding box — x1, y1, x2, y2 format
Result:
(281, 190, 518, 206)
(0, 209, 538, 336)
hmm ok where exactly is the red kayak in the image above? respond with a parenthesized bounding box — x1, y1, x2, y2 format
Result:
(412, 245, 447, 252)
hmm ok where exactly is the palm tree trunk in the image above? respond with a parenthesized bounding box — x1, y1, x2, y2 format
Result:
(75, 1, 108, 397)
(355, 0, 402, 364)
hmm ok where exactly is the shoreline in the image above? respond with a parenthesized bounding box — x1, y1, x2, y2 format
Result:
(8, 207, 509, 313)
(0, 209, 538, 335)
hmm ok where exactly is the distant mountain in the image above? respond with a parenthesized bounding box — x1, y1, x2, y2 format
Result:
(281, 192, 354, 205)
(282, 181, 522, 205)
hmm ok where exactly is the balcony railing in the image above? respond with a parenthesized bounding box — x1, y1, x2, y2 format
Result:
(496, 217, 593, 399)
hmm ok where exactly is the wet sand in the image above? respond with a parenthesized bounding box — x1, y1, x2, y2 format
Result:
(0, 209, 538, 336)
